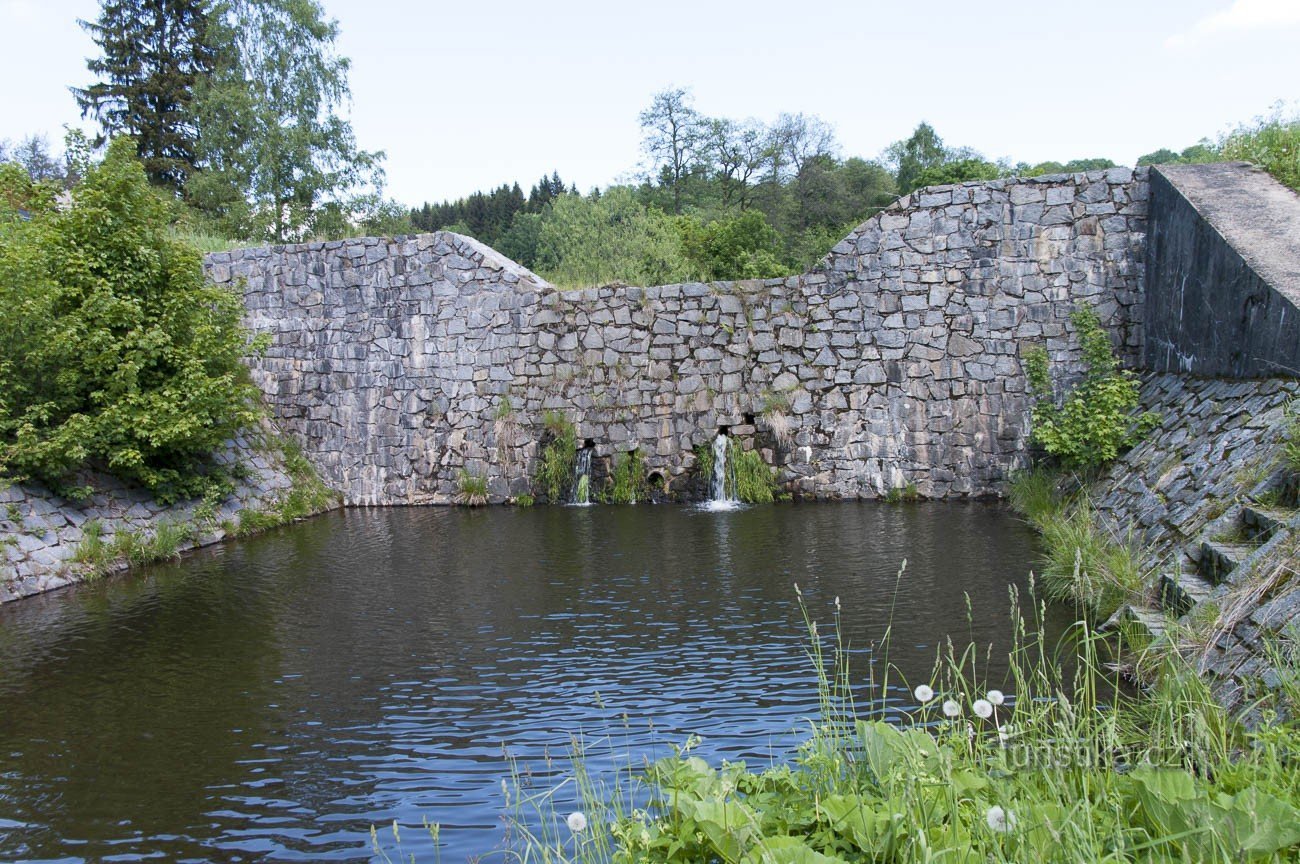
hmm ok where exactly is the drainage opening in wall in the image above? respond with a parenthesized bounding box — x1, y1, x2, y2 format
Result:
(742, 413, 755, 425)
(717, 425, 731, 436)
(581, 439, 595, 450)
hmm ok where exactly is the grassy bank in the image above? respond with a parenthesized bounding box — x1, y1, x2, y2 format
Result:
(488, 592, 1300, 863)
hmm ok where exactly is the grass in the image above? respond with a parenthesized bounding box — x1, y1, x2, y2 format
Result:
(1284, 400, 1300, 476)
(72, 517, 199, 577)
(455, 470, 489, 507)
(537, 412, 577, 503)
(733, 448, 778, 503)
(498, 587, 1300, 863)
(608, 449, 646, 504)
(884, 482, 920, 504)
(1008, 469, 1143, 622)
(226, 436, 339, 537)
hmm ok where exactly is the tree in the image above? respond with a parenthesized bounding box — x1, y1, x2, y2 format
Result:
(640, 88, 706, 214)
(678, 210, 785, 280)
(189, 0, 383, 241)
(533, 187, 694, 287)
(74, 0, 218, 193)
(706, 117, 769, 210)
(0, 139, 266, 502)
(911, 157, 1001, 189)
(886, 122, 947, 194)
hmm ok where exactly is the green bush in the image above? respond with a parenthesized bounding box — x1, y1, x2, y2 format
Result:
(0, 138, 267, 503)
(1025, 306, 1157, 472)
(454, 469, 488, 507)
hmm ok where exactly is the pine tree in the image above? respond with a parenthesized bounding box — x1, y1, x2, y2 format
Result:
(74, 0, 217, 194)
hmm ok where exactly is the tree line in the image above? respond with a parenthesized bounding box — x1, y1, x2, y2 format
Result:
(405, 90, 1126, 286)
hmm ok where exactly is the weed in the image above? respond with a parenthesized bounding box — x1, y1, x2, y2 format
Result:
(608, 449, 646, 504)
(884, 482, 920, 503)
(455, 470, 489, 507)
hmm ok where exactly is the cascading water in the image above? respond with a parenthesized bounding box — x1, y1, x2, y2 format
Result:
(710, 433, 737, 504)
(572, 447, 593, 505)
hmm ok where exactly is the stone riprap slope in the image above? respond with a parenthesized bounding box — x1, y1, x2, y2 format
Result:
(207, 171, 1149, 506)
(1, 431, 299, 603)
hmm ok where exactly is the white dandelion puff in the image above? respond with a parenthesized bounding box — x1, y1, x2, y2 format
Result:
(942, 699, 961, 718)
(973, 698, 994, 719)
(914, 684, 935, 703)
(987, 689, 1005, 706)
(566, 811, 588, 833)
(986, 805, 1017, 833)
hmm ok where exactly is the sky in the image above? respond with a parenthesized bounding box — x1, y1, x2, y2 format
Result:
(1, 0, 1298, 206)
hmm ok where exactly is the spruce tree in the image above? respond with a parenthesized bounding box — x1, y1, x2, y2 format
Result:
(74, 0, 217, 194)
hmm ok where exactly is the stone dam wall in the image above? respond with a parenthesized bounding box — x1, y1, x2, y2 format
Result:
(206, 168, 1149, 506)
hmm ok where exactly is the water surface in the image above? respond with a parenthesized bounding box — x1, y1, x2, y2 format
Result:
(0, 502, 1051, 862)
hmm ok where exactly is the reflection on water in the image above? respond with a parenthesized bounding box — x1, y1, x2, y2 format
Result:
(0, 502, 1053, 862)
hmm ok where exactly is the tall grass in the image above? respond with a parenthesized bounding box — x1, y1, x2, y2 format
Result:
(499, 589, 1300, 863)
(1008, 470, 1144, 621)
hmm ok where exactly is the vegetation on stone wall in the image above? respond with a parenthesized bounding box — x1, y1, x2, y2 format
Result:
(535, 412, 577, 503)
(0, 139, 267, 504)
(608, 449, 647, 505)
(1025, 306, 1158, 472)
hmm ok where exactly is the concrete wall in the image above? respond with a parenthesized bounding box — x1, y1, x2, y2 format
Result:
(1145, 163, 1300, 377)
(207, 169, 1149, 506)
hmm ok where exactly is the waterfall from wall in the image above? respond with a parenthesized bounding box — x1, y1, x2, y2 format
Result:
(572, 447, 593, 505)
(711, 434, 737, 505)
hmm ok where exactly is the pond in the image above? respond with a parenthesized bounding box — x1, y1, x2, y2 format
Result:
(0, 502, 1058, 862)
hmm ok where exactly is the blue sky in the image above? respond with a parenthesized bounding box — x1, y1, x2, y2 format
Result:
(2, 0, 1297, 205)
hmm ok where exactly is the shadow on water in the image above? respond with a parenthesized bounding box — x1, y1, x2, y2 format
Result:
(0, 502, 1068, 861)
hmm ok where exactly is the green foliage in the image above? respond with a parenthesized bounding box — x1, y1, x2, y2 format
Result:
(74, 0, 217, 192)
(188, 0, 384, 242)
(72, 517, 199, 578)
(533, 187, 694, 288)
(608, 449, 647, 504)
(693, 442, 714, 489)
(228, 437, 336, 536)
(1025, 306, 1158, 472)
(1137, 140, 1222, 167)
(677, 210, 786, 280)
(513, 493, 535, 507)
(884, 482, 920, 503)
(732, 448, 777, 503)
(509, 595, 1300, 864)
(0, 139, 267, 503)
(1006, 467, 1066, 528)
(1036, 499, 1145, 620)
(1222, 107, 1300, 193)
(535, 412, 576, 502)
(454, 469, 488, 507)
(1021, 158, 1117, 177)
(911, 156, 1002, 189)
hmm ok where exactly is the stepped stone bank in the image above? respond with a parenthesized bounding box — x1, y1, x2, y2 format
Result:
(5, 162, 1300, 606)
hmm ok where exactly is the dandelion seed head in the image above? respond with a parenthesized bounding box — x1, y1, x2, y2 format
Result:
(913, 684, 934, 703)
(986, 805, 1017, 833)
(987, 689, 1005, 706)
(566, 811, 588, 833)
(942, 699, 961, 718)
(973, 698, 994, 719)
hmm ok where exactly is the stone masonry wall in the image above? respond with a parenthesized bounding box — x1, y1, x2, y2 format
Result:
(207, 169, 1149, 506)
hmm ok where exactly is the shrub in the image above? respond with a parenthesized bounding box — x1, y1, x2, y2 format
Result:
(0, 138, 267, 503)
(1025, 306, 1158, 472)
